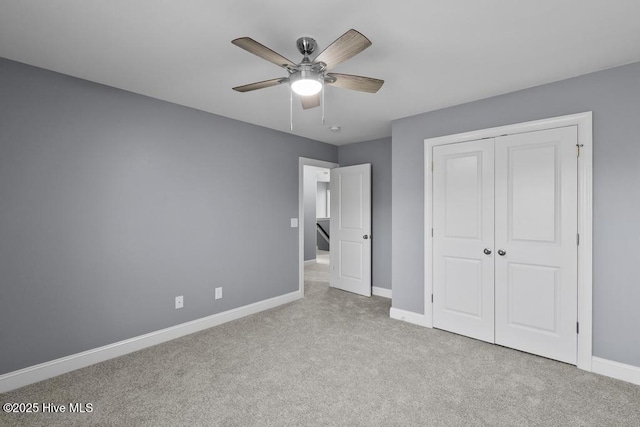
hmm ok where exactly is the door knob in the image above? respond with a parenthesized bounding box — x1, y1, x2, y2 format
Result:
(483, 248, 492, 255)
(363, 235, 370, 240)
(497, 249, 506, 256)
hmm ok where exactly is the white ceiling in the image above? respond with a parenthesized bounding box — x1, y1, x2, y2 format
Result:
(1, 1, 640, 145)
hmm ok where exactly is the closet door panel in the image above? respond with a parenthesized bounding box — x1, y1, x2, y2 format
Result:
(494, 126, 578, 364)
(433, 139, 495, 343)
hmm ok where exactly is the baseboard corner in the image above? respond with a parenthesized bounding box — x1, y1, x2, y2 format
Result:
(389, 307, 431, 327)
(372, 286, 392, 299)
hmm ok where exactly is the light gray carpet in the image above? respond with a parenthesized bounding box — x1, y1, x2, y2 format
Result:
(2, 261, 639, 426)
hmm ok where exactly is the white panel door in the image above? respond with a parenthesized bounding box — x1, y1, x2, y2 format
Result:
(433, 140, 495, 342)
(494, 126, 578, 364)
(330, 164, 371, 297)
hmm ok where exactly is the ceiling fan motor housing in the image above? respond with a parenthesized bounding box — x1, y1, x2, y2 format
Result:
(296, 37, 317, 57)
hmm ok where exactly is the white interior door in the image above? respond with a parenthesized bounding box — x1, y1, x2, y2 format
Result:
(494, 126, 578, 364)
(432, 140, 495, 342)
(330, 164, 371, 297)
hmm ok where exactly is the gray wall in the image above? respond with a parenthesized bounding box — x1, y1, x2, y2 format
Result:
(391, 61, 640, 367)
(0, 58, 338, 374)
(339, 137, 392, 290)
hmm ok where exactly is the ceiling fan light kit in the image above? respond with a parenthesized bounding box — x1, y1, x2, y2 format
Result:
(290, 78, 322, 96)
(290, 67, 323, 96)
(231, 29, 384, 130)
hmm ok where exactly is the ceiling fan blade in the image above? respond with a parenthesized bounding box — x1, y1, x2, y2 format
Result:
(301, 93, 321, 110)
(233, 77, 288, 93)
(313, 29, 372, 70)
(326, 73, 384, 93)
(232, 37, 297, 69)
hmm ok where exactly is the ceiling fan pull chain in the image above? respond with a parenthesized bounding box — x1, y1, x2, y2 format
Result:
(290, 86, 293, 132)
(322, 84, 325, 125)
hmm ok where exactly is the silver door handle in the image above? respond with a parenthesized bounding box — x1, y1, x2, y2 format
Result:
(483, 248, 492, 255)
(497, 249, 506, 256)
(363, 235, 370, 240)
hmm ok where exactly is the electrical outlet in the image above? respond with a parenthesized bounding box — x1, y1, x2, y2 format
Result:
(175, 295, 184, 309)
(215, 287, 222, 300)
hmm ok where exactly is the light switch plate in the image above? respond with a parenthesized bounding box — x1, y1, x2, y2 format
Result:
(291, 218, 298, 228)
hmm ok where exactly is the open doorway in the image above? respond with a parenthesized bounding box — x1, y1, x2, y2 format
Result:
(298, 158, 338, 297)
(305, 166, 330, 295)
(307, 167, 330, 261)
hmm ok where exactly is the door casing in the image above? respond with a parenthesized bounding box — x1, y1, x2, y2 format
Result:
(424, 112, 593, 371)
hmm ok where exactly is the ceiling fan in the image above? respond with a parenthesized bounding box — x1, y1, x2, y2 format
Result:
(231, 29, 384, 111)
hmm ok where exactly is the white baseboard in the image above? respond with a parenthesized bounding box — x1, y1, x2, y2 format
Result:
(0, 290, 302, 393)
(389, 307, 431, 327)
(304, 259, 316, 265)
(10, 293, 636, 393)
(372, 287, 392, 299)
(592, 356, 640, 386)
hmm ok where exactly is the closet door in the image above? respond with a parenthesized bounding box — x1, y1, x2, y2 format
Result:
(432, 139, 495, 343)
(494, 126, 578, 364)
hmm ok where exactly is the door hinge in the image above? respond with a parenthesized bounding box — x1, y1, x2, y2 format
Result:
(577, 322, 580, 334)
(431, 161, 434, 171)
(431, 294, 434, 303)
(431, 228, 434, 237)
(576, 144, 583, 157)
(576, 233, 580, 245)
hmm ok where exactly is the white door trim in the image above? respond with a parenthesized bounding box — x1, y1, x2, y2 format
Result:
(299, 157, 339, 297)
(424, 112, 593, 371)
